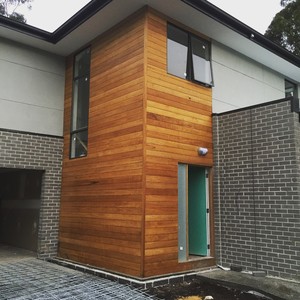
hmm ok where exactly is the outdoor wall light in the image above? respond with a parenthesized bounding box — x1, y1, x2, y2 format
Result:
(198, 147, 208, 156)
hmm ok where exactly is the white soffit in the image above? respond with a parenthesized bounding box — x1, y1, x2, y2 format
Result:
(0, 0, 299, 82)
(147, 0, 299, 82)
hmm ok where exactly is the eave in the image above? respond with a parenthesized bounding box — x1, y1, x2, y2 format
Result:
(0, 0, 299, 82)
(182, 0, 300, 68)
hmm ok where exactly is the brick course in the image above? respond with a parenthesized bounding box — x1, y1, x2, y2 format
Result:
(0, 129, 63, 258)
(213, 99, 300, 280)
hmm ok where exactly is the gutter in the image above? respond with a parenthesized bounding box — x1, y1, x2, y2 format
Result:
(0, 15, 50, 41)
(0, 0, 112, 44)
(50, 0, 112, 44)
(181, 0, 300, 68)
(0, 0, 299, 68)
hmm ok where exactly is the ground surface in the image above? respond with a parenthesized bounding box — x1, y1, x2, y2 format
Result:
(1, 245, 297, 300)
(147, 276, 284, 300)
(0, 245, 155, 300)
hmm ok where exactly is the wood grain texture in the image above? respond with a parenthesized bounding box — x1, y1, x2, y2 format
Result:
(59, 7, 214, 279)
(59, 11, 146, 278)
(143, 9, 214, 277)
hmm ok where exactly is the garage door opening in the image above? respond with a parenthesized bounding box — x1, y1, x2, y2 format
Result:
(0, 168, 43, 253)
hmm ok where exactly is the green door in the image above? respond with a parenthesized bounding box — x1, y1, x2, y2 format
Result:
(188, 166, 207, 256)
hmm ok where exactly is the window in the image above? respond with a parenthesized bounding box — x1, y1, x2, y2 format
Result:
(167, 24, 213, 86)
(70, 47, 91, 158)
(285, 80, 298, 98)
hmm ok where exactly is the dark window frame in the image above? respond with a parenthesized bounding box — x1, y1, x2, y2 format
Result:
(167, 23, 214, 87)
(70, 47, 91, 159)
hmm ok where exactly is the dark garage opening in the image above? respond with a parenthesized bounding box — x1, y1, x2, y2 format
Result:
(0, 168, 43, 253)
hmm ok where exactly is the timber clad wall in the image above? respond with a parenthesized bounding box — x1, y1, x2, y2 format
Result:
(59, 12, 145, 277)
(59, 8, 214, 278)
(144, 11, 214, 277)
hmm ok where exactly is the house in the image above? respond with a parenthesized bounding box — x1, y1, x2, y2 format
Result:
(0, 0, 299, 281)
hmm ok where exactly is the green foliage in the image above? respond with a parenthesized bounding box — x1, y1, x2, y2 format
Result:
(280, 0, 294, 6)
(0, 0, 32, 23)
(265, 0, 300, 57)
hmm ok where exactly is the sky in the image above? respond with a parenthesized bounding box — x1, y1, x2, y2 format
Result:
(208, 0, 283, 34)
(14, 0, 91, 32)
(13, 0, 283, 34)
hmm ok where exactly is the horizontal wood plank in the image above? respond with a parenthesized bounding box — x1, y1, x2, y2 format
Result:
(59, 10, 146, 277)
(143, 9, 214, 277)
(60, 8, 214, 279)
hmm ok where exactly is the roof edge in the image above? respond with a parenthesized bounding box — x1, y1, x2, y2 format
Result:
(0, 0, 299, 68)
(181, 0, 300, 68)
(50, 0, 112, 43)
(0, 15, 50, 41)
(0, 0, 112, 44)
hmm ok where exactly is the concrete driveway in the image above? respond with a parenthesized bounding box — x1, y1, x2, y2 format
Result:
(199, 269, 300, 300)
(0, 245, 155, 300)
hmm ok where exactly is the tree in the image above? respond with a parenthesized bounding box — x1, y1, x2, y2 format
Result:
(0, 0, 32, 23)
(280, 0, 294, 5)
(280, 0, 295, 7)
(265, 0, 300, 57)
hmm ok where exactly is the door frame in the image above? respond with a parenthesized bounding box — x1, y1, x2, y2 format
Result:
(178, 163, 213, 262)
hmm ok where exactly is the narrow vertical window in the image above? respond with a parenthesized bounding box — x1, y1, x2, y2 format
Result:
(167, 24, 213, 86)
(70, 47, 91, 158)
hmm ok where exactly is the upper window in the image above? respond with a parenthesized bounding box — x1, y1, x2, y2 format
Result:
(70, 47, 91, 159)
(285, 80, 298, 98)
(167, 24, 213, 86)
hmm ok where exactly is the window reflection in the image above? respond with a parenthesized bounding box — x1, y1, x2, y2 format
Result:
(167, 24, 213, 86)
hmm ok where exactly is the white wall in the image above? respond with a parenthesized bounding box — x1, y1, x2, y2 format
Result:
(212, 41, 285, 114)
(0, 38, 65, 136)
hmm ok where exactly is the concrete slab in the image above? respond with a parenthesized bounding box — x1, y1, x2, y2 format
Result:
(0, 244, 36, 263)
(198, 269, 300, 300)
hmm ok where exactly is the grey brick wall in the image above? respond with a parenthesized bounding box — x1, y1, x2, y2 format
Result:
(213, 99, 300, 280)
(0, 129, 63, 258)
